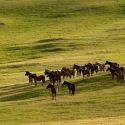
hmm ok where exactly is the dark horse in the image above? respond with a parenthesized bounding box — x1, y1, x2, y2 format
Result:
(62, 81, 75, 95)
(106, 67, 124, 82)
(25, 71, 36, 85)
(33, 75, 45, 86)
(73, 64, 82, 76)
(105, 61, 119, 68)
(46, 83, 56, 100)
(44, 69, 61, 86)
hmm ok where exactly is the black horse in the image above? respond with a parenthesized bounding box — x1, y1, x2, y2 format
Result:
(73, 64, 82, 76)
(105, 61, 119, 68)
(46, 83, 56, 100)
(25, 71, 36, 85)
(62, 81, 75, 95)
(61, 67, 75, 79)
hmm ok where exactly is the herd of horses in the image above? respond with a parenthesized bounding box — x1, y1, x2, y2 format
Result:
(25, 61, 125, 100)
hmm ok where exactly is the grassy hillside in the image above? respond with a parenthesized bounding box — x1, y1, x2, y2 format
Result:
(1, 75, 125, 125)
(1, 0, 125, 124)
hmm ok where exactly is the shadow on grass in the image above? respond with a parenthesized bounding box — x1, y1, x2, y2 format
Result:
(73, 74, 122, 92)
(0, 74, 123, 102)
(0, 83, 48, 102)
(36, 38, 65, 43)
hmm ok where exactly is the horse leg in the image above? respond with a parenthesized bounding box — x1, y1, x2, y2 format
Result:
(69, 90, 71, 95)
(54, 94, 56, 100)
(41, 80, 44, 86)
(29, 78, 32, 85)
(122, 75, 124, 82)
(52, 93, 54, 100)
(35, 80, 37, 87)
(117, 75, 120, 82)
(82, 74, 84, 78)
(42, 78, 45, 85)
(72, 90, 75, 95)
(111, 73, 114, 80)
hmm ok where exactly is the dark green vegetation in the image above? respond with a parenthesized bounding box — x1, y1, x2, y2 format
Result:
(1, 0, 125, 124)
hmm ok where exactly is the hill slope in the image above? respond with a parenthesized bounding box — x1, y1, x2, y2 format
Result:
(0, 0, 125, 124)
(0, 75, 125, 125)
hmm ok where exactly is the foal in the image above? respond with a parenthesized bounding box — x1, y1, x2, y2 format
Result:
(46, 83, 56, 100)
(62, 81, 75, 95)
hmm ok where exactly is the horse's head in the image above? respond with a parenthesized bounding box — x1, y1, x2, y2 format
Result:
(44, 69, 49, 75)
(106, 67, 110, 72)
(62, 81, 67, 87)
(105, 61, 109, 65)
(25, 71, 30, 76)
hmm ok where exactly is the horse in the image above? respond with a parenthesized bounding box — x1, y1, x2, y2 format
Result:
(112, 66, 125, 82)
(44, 69, 61, 85)
(106, 67, 122, 82)
(25, 71, 36, 85)
(95, 62, 105, 72)
(73, 64, 82, 76)
(84, 63, 98, 75)
(81, 68, 90, 78)
(105, 61, 119, 68)
(62, 81, 75, 95)
(46, 83, 56, 100)
(61, 67, 75, 79)
(93, 64, 99, 74)
(33, 75, 45, 86)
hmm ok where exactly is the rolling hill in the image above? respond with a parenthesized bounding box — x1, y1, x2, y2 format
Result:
(0, 0, 125, 124)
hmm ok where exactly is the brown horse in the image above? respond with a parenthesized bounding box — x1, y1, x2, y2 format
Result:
(96, 62, 105, 72)
(84, 63, 99, 75)
(25, 71, 36, 85)
(81, 68, 90, 78)
(61, 67, 75, 79)
(107, 67, 124, 82)
(105, 61, 119, 68)
(46, 83, 56, 100)
(62, 81, 75, 95)
(33, 75, 45, 86)
(44, 69, 61, 86)
(73, 64, 82, 76)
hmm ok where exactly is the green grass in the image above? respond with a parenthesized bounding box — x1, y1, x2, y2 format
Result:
(1, 0, 125, 124)
(0, 75, 125, 125)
